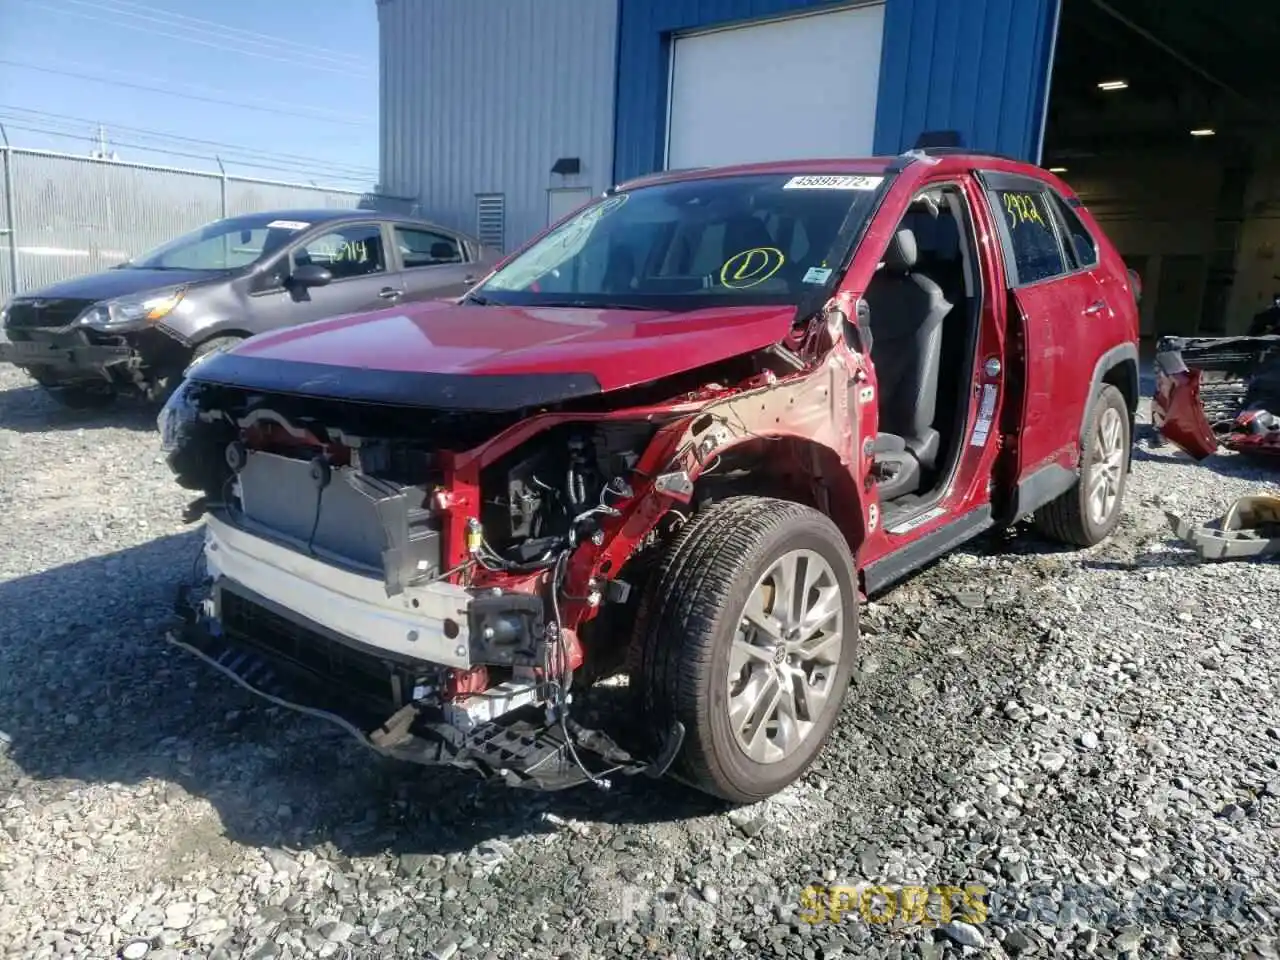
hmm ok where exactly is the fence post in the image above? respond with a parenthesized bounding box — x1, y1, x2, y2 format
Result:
(0, 125, 17, 297)
(216, 155, 227, 218)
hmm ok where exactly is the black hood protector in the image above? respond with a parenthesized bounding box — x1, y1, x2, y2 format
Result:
(187, 350, 605, 413)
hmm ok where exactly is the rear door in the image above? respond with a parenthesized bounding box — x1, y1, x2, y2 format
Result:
(977, 171, 1097, 479)
(389, 224, 483, 303)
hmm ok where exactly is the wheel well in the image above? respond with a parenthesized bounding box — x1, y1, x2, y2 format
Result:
(1100, 357, 1139, 416)
(689, 436, 866, 555)
(198, 329, 252, 347)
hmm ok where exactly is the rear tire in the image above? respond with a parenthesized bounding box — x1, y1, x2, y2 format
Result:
(628, 496, 859, 804)
(1033, 383, 1130, 546)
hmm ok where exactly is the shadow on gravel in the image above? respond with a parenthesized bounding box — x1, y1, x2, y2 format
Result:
(0, 533, 726, 867)
(0, 382, 159, 434)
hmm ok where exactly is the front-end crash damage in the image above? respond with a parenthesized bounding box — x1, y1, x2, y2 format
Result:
(159, 306, 871, 790)
(1152, 334, 1280, 461)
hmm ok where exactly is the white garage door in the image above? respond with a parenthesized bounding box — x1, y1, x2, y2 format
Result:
(666, 3, 886, 169)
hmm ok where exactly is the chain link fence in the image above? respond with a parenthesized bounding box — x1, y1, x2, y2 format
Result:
(0, 146, 416, 300)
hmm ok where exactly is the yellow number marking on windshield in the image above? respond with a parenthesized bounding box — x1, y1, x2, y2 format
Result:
(720, 246, 786, 289)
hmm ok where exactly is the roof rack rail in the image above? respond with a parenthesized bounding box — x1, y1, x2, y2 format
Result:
(885, 145, 1024, 172)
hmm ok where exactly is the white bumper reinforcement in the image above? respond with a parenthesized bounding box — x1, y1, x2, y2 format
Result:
(203, 512, 475, 669)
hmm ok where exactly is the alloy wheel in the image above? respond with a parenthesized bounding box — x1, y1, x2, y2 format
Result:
(726, 549, 845, 764)
(1088, 405, 1126, 527)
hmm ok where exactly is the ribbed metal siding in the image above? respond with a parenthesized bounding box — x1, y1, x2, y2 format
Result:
(612, 0, 1060, 183)
(872, 0, 1060, 162)
(379, 0, 620, 251)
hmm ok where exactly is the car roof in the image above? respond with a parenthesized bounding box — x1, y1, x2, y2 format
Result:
(227, 208, 479, 239)
(612, 150, 1048, 192)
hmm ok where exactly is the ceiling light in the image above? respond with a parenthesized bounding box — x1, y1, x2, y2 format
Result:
(1097, 80, 1128, 91)
(1049, 166, 1068, 173)
(1190, 128, 1215, 136)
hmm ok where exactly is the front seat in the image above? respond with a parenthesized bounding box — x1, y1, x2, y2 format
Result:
(863, 228, 953, 501)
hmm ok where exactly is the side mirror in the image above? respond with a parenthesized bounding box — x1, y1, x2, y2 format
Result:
(290, 264, 333, 288)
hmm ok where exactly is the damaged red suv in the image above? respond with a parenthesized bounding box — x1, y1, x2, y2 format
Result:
(159, 147, 1141, 803)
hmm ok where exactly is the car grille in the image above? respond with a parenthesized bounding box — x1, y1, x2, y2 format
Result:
(4, 298, 94, 330)
(218, 587, 416, 721)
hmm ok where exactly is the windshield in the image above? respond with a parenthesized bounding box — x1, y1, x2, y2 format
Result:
(125, 213, 314, 271)
(477, 172, 887, 310)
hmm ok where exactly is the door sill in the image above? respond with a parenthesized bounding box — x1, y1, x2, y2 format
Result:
(862, 504, 994, 597)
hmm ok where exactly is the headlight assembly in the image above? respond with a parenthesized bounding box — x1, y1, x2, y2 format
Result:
(79, 286, 187, 330)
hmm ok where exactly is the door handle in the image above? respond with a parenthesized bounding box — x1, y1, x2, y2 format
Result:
(1083, 300, 1106, 316)
(378, 287, 403, 300)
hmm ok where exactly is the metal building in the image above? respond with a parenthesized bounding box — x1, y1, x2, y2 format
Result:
(378, 0, 1060, 254)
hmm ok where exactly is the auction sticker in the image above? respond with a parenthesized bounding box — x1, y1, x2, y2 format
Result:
(783, 175, 884, 191)
(267, 220, 310, 230)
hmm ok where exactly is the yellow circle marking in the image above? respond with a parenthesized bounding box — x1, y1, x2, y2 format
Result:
(719, 246, 785, 289)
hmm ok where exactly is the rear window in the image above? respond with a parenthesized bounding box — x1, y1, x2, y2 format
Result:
(1048, 192, 1099, 269)
(992, 188, 1066, 285)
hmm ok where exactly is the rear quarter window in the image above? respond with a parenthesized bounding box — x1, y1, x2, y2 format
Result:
(992, 188, 1066, 285)
(1047, 193, 1099, 269)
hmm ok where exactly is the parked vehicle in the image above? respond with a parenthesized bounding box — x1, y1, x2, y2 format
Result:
(159, 144, 1140, 803)
(0, 209, 494, 408)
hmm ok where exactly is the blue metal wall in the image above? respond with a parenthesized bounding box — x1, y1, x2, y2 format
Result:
(872, 0, 1061, 162)
(612, 0, 1061, 184)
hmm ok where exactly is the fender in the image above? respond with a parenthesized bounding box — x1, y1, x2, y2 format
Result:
(155, 315, 254, 351)
(1080, 342, 1140, 451)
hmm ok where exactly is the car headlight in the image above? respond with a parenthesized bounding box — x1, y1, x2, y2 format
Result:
(79, 286, 187, 330)
(0, 300, 10, 328)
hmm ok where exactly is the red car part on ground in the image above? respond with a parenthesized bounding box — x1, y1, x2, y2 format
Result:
(1152, 335, 1280, 462)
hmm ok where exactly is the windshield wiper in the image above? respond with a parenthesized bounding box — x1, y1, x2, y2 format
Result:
(461, 291, 492, 305)
(533, 300, 652, 310)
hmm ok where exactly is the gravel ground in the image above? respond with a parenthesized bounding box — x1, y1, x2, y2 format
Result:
(1, 362, 1279, 960)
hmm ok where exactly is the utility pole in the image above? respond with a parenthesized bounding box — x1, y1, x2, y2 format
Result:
(90, 124, 117, 161)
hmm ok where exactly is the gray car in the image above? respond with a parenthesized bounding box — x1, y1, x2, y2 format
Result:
(0, 208, 496, 408)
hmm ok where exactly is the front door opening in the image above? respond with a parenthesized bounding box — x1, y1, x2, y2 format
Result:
(863, 183, 983, 528)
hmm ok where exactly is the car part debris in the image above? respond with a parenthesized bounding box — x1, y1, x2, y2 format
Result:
(1166, 494, 1280, 561)
(1153, 334, 1280, 461)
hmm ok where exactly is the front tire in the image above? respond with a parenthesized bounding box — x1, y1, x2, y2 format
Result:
(1033, 383, 1131, 546)
(152, 335, 244, 405)
(628, 496, 859, 804)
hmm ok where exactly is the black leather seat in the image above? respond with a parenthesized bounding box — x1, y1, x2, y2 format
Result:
(863, 228, 953, 501)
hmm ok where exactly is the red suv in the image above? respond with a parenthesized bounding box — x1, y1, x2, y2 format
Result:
(159, 146, 1141, 804)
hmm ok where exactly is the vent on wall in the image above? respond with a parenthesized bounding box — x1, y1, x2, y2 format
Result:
(475, 194, 506, 254)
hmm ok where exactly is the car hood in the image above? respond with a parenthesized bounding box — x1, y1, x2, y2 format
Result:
(13, 266, 224, 302)
(188, 300, 798, 411)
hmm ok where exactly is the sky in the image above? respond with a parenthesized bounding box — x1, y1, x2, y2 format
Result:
(0, 0, 380, 190)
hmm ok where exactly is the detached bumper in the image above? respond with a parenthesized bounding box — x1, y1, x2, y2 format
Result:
(1152, 335, 1280, 461)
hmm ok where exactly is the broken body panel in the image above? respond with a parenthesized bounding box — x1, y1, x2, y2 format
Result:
(1152, 334, 1280, 461)
(159, 153, 1141, 794)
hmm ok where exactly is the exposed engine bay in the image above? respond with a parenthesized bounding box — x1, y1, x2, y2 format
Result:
(154, 302, 868, 793)
(160, 379, 682, 789)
